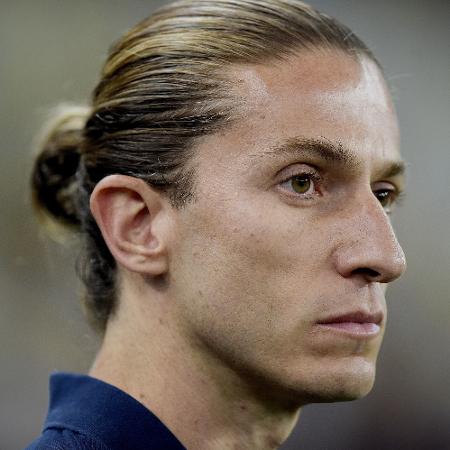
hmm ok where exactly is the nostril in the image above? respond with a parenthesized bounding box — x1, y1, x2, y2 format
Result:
(352, 267, 381, 279)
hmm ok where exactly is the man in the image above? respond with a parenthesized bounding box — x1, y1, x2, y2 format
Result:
(28, 0, 406, 449)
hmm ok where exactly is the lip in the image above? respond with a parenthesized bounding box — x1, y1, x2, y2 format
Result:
(315, 310, 383, 338)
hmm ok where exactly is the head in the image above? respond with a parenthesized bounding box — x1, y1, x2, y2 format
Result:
(32, 0, 406, 407)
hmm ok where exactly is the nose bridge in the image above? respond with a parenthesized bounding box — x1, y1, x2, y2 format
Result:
(335, 193, 406, 283)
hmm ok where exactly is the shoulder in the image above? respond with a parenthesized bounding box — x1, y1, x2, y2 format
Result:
(25, 427, 111, 450)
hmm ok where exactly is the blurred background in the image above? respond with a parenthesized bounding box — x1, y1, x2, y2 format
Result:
(1, 0, 449, 449)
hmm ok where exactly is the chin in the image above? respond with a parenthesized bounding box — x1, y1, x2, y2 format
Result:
(270, 356, 378, 407)
(311, 377, 375, 404)
(301, 357, 377, 404)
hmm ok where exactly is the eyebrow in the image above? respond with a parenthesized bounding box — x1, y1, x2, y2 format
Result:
(251, 136, 406, 180)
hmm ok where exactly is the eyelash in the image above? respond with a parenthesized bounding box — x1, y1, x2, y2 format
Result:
(277, 167, 404, 212)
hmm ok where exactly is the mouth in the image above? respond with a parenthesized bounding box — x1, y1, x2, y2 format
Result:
(315, 310, 383, 338)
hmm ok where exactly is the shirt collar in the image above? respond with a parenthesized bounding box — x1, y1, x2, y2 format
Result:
(44, 372, 186, 450)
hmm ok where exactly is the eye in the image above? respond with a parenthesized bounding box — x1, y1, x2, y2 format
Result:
(289, 175, 314, 194)
(278, 170, 320, 198)
(373, 185, 400, 213)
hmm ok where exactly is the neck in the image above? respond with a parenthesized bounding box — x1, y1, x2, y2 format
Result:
(89, 292, 301, 450)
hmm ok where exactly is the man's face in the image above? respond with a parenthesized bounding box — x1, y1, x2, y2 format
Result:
(168, 49, 406, 405)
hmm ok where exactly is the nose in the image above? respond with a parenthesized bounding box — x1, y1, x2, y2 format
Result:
(334, 195, 407, 284)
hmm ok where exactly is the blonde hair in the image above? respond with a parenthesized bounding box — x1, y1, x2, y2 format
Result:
(32, 0, 378, 332)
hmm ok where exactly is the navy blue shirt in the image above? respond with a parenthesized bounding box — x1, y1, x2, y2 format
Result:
(26, 373, 186, 450)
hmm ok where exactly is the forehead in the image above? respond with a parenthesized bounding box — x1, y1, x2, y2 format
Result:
(194, 49, 401, 175)
(233, 50, 390, 109)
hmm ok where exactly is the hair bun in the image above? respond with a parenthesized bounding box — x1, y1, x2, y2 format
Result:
(31, 105, 90, 231)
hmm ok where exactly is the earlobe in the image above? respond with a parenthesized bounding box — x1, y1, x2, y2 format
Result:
(89, 175, 169, 276)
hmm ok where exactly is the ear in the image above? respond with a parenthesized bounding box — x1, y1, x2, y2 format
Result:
(89, 175, 171, 276)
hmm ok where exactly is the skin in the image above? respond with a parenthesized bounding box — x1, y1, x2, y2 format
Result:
(89, 49, 406, 450)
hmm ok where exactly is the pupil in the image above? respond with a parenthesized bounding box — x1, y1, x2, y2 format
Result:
(292, 176, 311, 193)
(377, 191, 389, 206)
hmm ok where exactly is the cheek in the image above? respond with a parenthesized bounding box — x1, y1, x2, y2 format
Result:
(170, 196, 332, 354)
